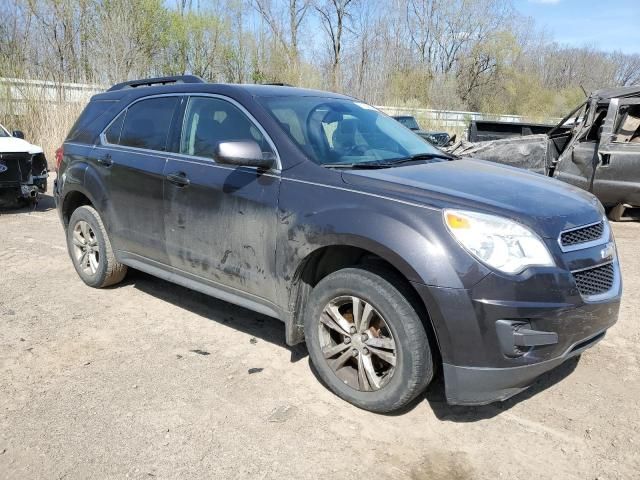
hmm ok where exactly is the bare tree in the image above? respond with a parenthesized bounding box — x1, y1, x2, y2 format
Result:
(252, 0, 310, 66)
(612, 52, 640, 87)
(314, 0, 357, 91)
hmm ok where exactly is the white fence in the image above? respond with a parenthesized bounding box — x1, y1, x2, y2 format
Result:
(0, 77, 103, 115)
(0, 77, 555, 130)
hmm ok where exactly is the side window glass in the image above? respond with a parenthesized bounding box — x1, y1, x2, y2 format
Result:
(180, 97, 272, 158)
(104, 111, 125, 144)
(613, 105, 640, 144)
(119, 97, 179, 151)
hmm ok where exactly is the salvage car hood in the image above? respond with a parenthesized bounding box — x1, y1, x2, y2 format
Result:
(341, 158, 603, 236)
(0, 136, 43, 155)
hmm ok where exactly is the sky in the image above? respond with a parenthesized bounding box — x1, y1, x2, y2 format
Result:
(516, 0, 640, 54)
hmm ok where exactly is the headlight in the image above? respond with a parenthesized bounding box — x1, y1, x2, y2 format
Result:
(444, 209, 555, 274)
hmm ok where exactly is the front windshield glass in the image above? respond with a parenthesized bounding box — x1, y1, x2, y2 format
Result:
(259, 97, 442, 166)
(0, 125, 10, 137)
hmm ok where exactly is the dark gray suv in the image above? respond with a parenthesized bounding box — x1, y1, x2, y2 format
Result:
(54, 76, 621, 413)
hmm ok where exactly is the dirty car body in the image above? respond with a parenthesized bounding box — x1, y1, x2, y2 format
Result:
(449, 87, 640, 217)
(54, 77, 621, 410)
(0, 124, 48, 206)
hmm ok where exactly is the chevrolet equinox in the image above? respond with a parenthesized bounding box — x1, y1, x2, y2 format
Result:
(54, 76, 622, 413)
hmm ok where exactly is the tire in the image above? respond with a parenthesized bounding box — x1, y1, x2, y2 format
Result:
(608, 203, 626, 222)
(304, 267, 433, 413)
(66, 205, 127, 288)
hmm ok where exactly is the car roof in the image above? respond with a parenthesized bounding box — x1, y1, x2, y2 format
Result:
(592, 86, 640, 103)
(91, 82, 354, 103)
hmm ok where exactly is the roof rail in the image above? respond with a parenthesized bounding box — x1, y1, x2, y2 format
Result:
(263, 82, 293, 87)
(107, 75, 205, 92)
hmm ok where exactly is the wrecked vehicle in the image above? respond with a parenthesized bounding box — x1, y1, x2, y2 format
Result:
(392, 115, 451, 146)
(0, 124, 48, 206)
(55, 76, 620, 412)
(467, 119, 569, 142)
(449, 87, 640, 220)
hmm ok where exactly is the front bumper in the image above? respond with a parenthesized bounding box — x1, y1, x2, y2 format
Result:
(442, 328, 606, 405)
(411, 258, 621, 405)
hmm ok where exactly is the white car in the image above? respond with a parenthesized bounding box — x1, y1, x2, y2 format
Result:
(0, 124, 48, 205)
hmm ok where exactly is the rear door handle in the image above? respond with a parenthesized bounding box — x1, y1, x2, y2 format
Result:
(166, 171, 190, 187)
(97, 154, 113, 167)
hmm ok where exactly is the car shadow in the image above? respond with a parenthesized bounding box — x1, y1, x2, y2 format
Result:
(116, 269, 581, 419)
(0, 193, 56, 214)
(125, 269, 308, 363)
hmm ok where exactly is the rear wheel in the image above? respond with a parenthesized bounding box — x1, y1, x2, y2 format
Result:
(304, 267, 433, 413)
(67, 205, 127, 288)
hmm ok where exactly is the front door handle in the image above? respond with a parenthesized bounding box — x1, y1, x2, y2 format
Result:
(166, 171, 190, 187)
(97, 154, 113, 167)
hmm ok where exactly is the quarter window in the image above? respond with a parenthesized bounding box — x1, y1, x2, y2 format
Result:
(180, 97, 271, 158)
(118, 97, 179, 151)
(104, 111, 125, 144)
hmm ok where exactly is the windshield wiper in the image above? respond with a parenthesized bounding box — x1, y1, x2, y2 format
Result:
(323, 161, 393, 169)
(389, 152, 454, 163)
(323, 152, 454, 169)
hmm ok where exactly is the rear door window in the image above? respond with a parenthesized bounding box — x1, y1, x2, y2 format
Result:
(118, 97, 179, 151)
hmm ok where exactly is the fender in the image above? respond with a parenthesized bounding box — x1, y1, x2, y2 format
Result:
(277, 188, 489, 296)
(60, 156, 111, 231)
(275, 199, 490, 346)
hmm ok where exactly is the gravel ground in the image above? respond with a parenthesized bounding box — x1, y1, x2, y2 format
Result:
(1, 193, 639, 480)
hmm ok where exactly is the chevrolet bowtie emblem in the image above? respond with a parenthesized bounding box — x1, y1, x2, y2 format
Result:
(601, 243, 615, 260)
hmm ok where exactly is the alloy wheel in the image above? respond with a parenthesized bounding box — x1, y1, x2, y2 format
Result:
(72, 220, 100, 276)
(318, 296, 397, 392)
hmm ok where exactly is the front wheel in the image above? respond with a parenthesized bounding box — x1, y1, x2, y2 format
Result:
(304, 267, 433, 413)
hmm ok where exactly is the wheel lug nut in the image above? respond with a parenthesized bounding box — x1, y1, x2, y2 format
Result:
(363, 348, 369, 355)
(344, 337, 351, 344)
(361, 333, 368, 342)
(352, 349, 358, 357)
(349, 326, 357, 334)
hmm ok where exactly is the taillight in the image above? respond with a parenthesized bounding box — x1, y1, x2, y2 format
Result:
(55, 146, 64, 171)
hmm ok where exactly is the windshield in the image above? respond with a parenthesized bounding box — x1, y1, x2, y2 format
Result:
(395, 117, 420, 130)
(0, 125, 10, 137)
(259, 97, 442, 166)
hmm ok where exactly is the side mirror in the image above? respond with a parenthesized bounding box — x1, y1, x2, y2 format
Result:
(215, 141, 275, 169)
(12, 130, 25, 139)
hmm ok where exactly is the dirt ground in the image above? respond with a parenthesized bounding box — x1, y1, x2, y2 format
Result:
(1, 192, 639, 480)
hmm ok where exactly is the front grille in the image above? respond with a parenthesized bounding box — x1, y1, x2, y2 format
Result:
(561, 221, 604, 247)
(573, 262, 615, 297)
(0, 153, 31, 186)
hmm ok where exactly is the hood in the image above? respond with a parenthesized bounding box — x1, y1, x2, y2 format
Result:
(341, 159, 603, 237)
(0, 136, 43, 155)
